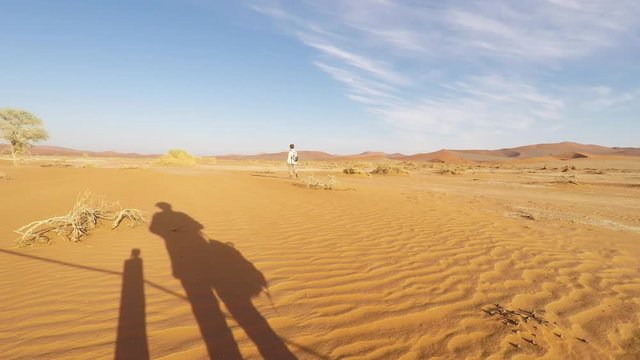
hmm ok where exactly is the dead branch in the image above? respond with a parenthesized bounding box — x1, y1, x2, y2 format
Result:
(15, 191, 144, 247)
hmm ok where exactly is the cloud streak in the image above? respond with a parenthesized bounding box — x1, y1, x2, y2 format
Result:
(252, 0, 640, 147)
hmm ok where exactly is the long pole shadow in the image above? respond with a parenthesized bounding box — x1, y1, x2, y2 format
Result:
(115, 248, 150, 360)
(0, 249, 328, 359)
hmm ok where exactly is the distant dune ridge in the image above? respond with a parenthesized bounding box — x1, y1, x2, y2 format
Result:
(0, 145, 157, 158)
(1, 141, 638, 162)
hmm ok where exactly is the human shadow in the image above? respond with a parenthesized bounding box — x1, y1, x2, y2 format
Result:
(0, 249, 328, 360)
(149, 202, 296, 360)
(115, 249, 150, 360)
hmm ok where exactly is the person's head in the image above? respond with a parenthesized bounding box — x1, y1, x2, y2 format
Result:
(289, 143, 295, 149)
(155, 202, 172, 211)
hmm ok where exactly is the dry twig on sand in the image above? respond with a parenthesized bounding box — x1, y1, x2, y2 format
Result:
(15, 191, 145, 247)
(111, 208, 144, 229)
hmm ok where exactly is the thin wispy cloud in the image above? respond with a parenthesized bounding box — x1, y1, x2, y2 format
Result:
(252, 0, 640, 148)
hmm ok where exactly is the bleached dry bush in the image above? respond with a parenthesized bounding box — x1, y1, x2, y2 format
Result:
(156, 149, 198, 167)
(370, 164, 408, 175)
(0, 171, 9, 180)
(15, 191, 144, 247)
(294, 175, 338, 190)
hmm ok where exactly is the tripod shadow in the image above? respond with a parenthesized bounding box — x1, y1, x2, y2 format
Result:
(149, 202, 296, 360)
(115, 249, 150, 360)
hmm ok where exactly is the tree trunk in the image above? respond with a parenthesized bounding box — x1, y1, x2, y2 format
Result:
(11, 145, 18, 166)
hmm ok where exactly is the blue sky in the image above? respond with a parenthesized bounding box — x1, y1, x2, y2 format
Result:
(1, 0, 639, 155)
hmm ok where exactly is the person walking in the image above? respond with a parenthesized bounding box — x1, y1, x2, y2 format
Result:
(287, 144, 299, 179)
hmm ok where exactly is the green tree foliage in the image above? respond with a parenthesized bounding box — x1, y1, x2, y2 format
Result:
(0, 108, 49, 165)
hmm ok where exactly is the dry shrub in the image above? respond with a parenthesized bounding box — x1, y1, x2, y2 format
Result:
(370, 164, 408, 175)
(0, 171, 10, 180)
(294, 175, 338, 190)
(554, 177, 579, 185)
(15, 191, 144, 247)
(437, 168, 461, 175)
(156, 149, 198, 167)
(400, 161, 418, 170)
(342, 166, 368, 175)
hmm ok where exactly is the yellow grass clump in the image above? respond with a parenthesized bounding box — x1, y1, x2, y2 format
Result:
(294, 175, 338, 190)
(156, 149, 198, 167)
(370, 163, 409, 175)
(15, 191, 144, 247)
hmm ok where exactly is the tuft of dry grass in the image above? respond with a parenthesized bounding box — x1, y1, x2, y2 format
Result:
(294, 175, 338, 190)
(437, 168, 461, 175)
(0, 171, 10, 180)
(554, 178, 579, 185)
(342, 166, 369, 175)
(370, 164, 408, 175)
(15, 191, 145, 247)
(156, 149, 198, 167)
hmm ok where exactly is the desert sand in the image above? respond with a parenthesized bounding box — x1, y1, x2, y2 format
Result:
(1, 152, 639, 359)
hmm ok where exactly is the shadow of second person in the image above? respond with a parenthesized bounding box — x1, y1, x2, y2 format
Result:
(149, 202, 296, 360)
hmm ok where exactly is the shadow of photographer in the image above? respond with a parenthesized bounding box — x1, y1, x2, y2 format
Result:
(149, 202, 296, 360)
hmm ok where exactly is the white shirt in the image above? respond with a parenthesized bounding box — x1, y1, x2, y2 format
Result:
(287, 149, 298, 165)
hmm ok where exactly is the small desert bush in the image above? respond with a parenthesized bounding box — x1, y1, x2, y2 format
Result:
(370, 164, 408, 175)
(0, 171, 10, 180)
(342, 166, 368, 175)
(294, 175, 338, 190)
(15, 191, 144, 247)
(156, 149, 198, 167)
(437, 168, 460, 175)
(554, 177, 579, 185)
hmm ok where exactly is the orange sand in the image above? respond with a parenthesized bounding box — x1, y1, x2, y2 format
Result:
(1, 157, 639, 359)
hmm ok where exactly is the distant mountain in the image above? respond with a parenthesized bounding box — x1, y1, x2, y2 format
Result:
(1, 142, 638, 162)
(405, 142, 640, 162)
(0, 144, 157, 158)
(217, 151, 335, 161)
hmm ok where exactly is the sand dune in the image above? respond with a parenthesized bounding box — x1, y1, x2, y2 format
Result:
(0, 144, 157, 158)
(1, 157, 639, 359)
(5, 142, 639, 163)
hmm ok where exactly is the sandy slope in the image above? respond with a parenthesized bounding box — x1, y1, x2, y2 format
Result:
(1, 159, 639, 359)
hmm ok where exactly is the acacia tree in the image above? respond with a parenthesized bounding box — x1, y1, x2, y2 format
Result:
(0, 108, 49, 165)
